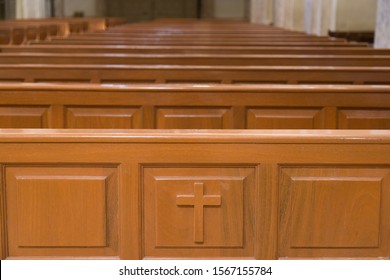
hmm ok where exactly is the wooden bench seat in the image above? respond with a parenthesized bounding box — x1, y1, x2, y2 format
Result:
(2, 45, 389, 55)
(0, 129, 389, 259)
(36, 38, 364, 47)
(0, 83, 389, 129)
(0, 18, 125, 45)
(0, 64, 389, 85)
(1, 53, 390, 66)
(63, 32, 346, 41)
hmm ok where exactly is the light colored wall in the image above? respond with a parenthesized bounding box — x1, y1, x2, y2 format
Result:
(273, 0, 304, 31)
(250, 0, 273, 24)
(63, 0, 97, 17)
(273, 0, 285, 27)
(292, 0, 305, 31)
(374, 0, 390, 48)
(16, 0, 47, 18)
(304, 0, 335, 36)
(334, 0, 377, 31)
(214, 0, 246, 19)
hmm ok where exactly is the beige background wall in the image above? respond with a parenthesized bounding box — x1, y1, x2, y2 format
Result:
(334, 0, 377, 31)
(374, 0, 390, 48)
(214, 0, 247, 19)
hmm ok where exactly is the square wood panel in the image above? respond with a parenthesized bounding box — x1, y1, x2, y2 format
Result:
(143, 166, 256, 258)
(65, 106, 141, 129)
(279, 167, 390, 258)
(0, 106, 49, 128)
(156, 107, 233, 129)
(338, 109, 390, 129)
(6, 166, 119, 258)
(246, 108, 323, 129)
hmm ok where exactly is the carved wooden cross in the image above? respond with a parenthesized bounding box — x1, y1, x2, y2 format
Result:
(176, 182, 222, 243)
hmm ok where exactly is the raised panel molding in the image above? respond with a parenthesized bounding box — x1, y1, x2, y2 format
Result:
(0, 106, 49, 128)
(156, 107, 233, 129)
(338, 109, 390, 129)
(246, 108, 324, 129)
(5, 166, 119, 258)
(65, 106, 142, 129)
(279, 167, 390, 258)
(143, 166, 256, 258)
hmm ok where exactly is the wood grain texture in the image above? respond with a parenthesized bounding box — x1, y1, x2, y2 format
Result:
(0, 106, 49, 128)
(0, 84, 389, 129)
(143, 167, 255, 258)
(6, 166, 119, 258)
(65, 106, 142, 129)
(338, 109, 390, 129)
(279, 167, 390, 258)
(0, 64, 389, 85)
(0, 130, 389, 259)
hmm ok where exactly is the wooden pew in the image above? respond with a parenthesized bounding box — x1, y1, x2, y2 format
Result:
(1, 53, 390, 66)
(0, 83, 389, 129)
(2, 45, 390, 55)
(0, 129, 389, 259)
(35, 38, 364, 47)
(0, 19, 389, 261)
(0, 64, 389, 85)
(61, 32, 346, 41)
(0, 18, 125, 45)
(0, 27, 26, 45)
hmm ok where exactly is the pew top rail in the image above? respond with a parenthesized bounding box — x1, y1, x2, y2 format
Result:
(0, 64, 389, 85)
(1, 45, 389, 55)
(1, 53, 390, 66)
(0, 129, 389, 144)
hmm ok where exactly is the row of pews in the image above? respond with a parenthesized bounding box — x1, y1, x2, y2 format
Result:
(0, 19, 389, 260)
(0, 17, 126, 45)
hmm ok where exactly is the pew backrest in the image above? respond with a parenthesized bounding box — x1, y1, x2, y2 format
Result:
(0, 83, 389, 129)
(0, 129, 389, 259)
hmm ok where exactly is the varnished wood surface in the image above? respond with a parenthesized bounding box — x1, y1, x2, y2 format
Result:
(0, 129, 389, 143)
(32, 39, 364, 47)
(0, 83, 389, 129)
(4, 45, 388, 55)
(0, 18, 125, 45)
(1, 18, 389, 260)
(0, 130, 389, 259)
(1, 53, 390, 66)
(0, 64, 389, 84)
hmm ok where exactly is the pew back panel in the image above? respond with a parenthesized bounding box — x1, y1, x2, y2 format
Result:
(2, 46, 390, 55)
(0, 130, 389, 260)
(0, 65, 389, 85)
(1, 53, 390, 66)
(0, 84, 389, 130)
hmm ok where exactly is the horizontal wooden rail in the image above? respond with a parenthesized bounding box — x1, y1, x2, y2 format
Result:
(34, 39, 365, 47)
(2, 45, 388, 55)
(0, 53, 390, 66)
(0, 64, 389, 85)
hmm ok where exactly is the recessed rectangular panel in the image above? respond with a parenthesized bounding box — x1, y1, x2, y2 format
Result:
(66, 106, 141, 129)
(17, 178, 107, 247)
(338, 109, 390, 129)
(290, 180, 380, 248)
(6, 166, 119, 258)
(156, 107, 233, 129)
(143, 167, 256, 258)
(246, 108, 323, 129)
(0, 106, 49, 128)
(279, 167, 390, 258)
